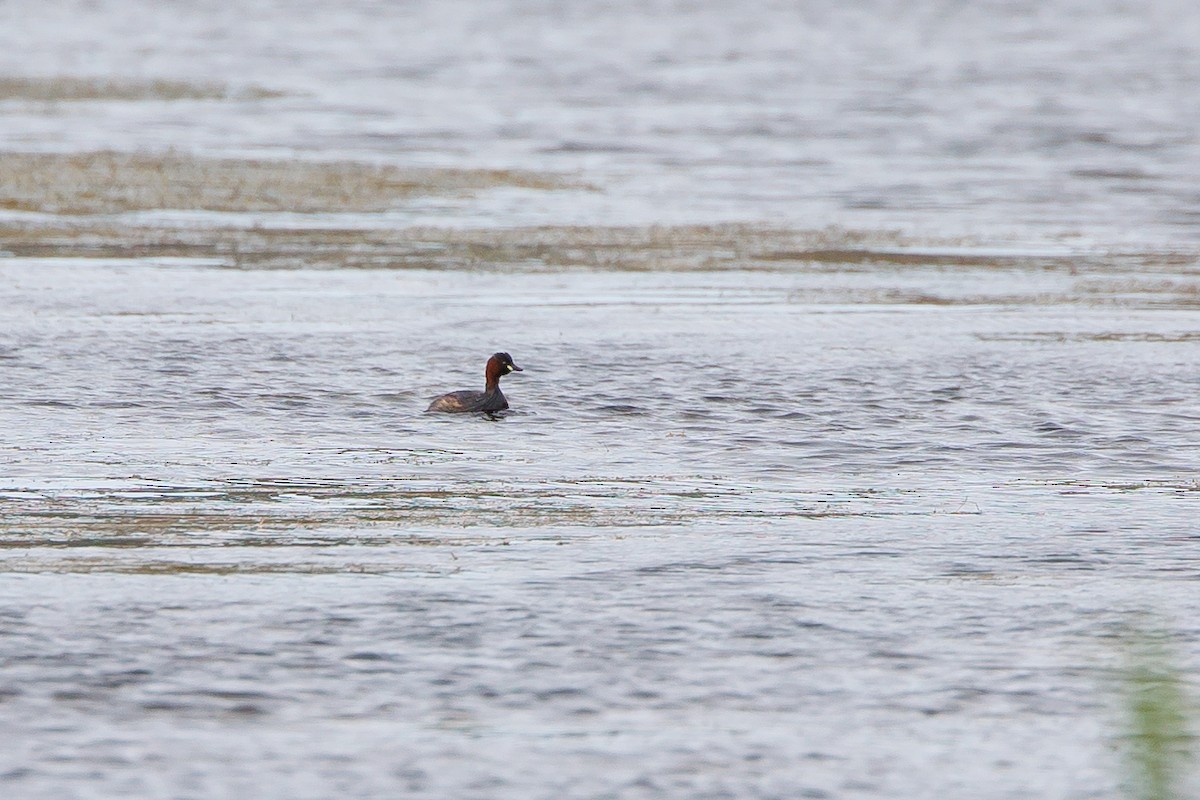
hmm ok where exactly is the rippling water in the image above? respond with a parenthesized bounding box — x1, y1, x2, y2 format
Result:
(5, 258, 1200, 798)
(3, 0, 1200, 798)
(4, 0, 1200, 241)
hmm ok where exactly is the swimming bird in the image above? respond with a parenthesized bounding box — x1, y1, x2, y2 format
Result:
(426, 352, 523, 413)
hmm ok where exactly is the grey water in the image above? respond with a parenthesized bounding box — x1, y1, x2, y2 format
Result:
(4, 0, 1200, 243)
(3, 1, 1200, 798)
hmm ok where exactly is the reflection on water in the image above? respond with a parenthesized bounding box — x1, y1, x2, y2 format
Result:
(2, 0, 1200, 797)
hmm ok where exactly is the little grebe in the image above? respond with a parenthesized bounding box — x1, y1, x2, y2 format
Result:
(426, 352, 523, 413)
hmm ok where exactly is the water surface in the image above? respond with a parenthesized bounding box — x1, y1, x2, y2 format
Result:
(2, 1, 1200, 798)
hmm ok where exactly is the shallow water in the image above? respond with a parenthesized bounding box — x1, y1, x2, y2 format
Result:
(3, 0, 1200, 798)
(4, 258, 1200, 798)
(3, 0, 1200, 242)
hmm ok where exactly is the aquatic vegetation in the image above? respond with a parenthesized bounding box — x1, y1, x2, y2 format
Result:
(0, 151, 572, 215)
(0, 215, 1149, 278)
(0, 476, 916, 567)
(1120, 631, 1195, 800)
(0, 76, 280, 102)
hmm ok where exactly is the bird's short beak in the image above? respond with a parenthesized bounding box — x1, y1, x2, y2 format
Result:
(510, 363, 524, 372)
